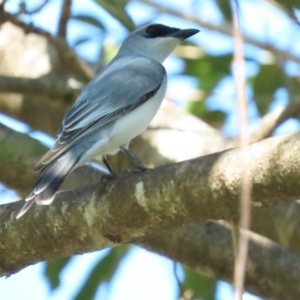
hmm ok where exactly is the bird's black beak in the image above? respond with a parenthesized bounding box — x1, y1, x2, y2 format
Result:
(171, 28, 200, 40)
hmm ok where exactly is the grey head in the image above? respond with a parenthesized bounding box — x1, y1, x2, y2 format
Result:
(118, 23, 200, 63)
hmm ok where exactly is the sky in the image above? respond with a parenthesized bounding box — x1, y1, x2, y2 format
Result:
(1, 0, 299, 299)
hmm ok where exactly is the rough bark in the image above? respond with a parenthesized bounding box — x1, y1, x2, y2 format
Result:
(2, 132, 300, 278)
(141, 221, 300, 300)
(2, 123, 300, 251)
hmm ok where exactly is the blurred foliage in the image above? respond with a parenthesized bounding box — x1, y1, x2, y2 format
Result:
(185, 54, 231, 128)
(73, 246, 130, 300)
(71, 14, 105, 30)
(276, 0, 300, 9)
(44, 257, 72, 290)
(44, 246, 130, 300)
(187, 100, 227, 129)
(286, 76, 300, 96)
(181, 266, 216, 300)
(185, 54, 232, 95)
(93, 0, 135, 30)
(215, 0, 232, 21)
(252, 64, 285, 115)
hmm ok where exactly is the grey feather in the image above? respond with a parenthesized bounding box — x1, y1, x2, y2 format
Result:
(35, 56, 165, 173)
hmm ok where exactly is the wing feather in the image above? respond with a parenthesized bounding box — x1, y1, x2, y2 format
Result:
(35, 56, 166, 172)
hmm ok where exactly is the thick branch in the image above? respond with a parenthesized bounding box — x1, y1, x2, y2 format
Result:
(2, 132, 300, 276)
(141, 221, 300, 300)
(3, 122, 300, 254)
(0, 13, 94, 82)
(0, 75, 82, 97)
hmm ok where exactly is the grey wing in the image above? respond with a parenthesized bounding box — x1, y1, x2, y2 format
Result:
(35, 56, 166, 172)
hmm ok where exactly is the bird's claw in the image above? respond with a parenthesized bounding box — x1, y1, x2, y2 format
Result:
(101, 173, 119, 183)
(123, 166, 150, 175)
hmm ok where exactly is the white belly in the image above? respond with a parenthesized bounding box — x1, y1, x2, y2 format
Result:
(109, 83, 166, 148)
(78, 78, 167, 165)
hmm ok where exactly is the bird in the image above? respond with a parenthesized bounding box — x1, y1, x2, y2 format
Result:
(16, 23, 200, 219)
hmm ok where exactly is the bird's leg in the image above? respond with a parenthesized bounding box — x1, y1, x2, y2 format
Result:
(103, 157, 118, 176)
(120, 145, 149, 173)
(101, 157, 119, 182)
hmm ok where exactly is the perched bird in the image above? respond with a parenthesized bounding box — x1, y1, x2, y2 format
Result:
(17, 23, 199, 219)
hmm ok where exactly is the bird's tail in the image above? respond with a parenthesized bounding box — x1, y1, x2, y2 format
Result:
(16, 153, 78, 219)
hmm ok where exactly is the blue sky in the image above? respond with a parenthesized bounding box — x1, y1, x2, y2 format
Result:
(1, 0, 299, 299)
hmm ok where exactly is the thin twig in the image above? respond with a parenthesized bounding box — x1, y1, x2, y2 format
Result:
(231, 1, 252, 299)
(57, 0, 72, 39)
(263, 0, 300, 26)
(249, 97, 300, 143)
(14, 0, 50, 16)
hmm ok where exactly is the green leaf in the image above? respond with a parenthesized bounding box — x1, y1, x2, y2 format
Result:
(71, 14, 105, 29)
(93, 0, 135, 31)
(185, 54, 231, 127)
(286, 76, 300, 96)
(73, 37, 93, 47)
(252, 64, 285, 115)
(44, 257, 72, 290)
(74, 246, 130, 300)
(181, 266, 217, 300)
(19, 1, 26, 13)
(276, 0, 300, 10)
(187, 100, 227, 128)
(185, 54, 232, 97)
(215, 0, 232, 21)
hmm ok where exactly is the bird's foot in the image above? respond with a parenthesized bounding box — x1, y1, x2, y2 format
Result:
(101, 173, 119, 183)
(123, 166, 151, 175)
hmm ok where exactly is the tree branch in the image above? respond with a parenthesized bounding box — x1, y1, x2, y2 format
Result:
(0, 12, 94, 82)
(2, 132, 300, 276)
(141, 221, 300, 300)
(3, 121, 300, 253)
(0, 75, 82, 97)
(14, 0, 50, 16)
(249, 97, 300, 143)
(57, 0, 72, 39)
(263, 0, 300, 26)
(139, 0, 300, 65)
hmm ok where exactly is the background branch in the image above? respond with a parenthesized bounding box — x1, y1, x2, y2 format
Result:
(14, 0, 50, 16)
(141, 221, 300, 300)
(0, 75, 82, 97)
(0, 12, 94, 82)
(57, 0, 72, 39)
(250, 97, 300, 143)
(139, 0, 300, 65)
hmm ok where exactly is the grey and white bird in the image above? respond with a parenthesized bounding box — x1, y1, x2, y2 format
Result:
(17, 23, 199, 219)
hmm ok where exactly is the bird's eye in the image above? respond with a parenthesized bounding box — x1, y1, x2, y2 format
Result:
(144, 24, 179, 38)
(145, 26, 158, 37)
